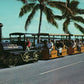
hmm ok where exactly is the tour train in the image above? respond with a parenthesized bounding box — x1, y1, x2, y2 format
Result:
(9, 32, 84, 60)
(0, 32, 84, 67)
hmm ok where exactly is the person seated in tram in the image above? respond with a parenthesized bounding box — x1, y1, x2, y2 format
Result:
(47, 39, 53, 55)
(55, 40, 60, 50)
(25, 38, 31, 51)
(64, 40, 68, 49)
(72, 40, 76, 48)
(35, 40, 44, 49)
(55, 40, 60, 56)
(82, 39, 84, 45)
(76, 39, 81, 52)
(58, 40, 63, 55)
(17, 37, 21, 45)
(55, 40, 64, 56)
(64, 40, 72, 49)
(42, 40, 48, 49)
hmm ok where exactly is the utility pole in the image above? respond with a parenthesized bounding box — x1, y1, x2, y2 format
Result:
(0, 23, 3, 42)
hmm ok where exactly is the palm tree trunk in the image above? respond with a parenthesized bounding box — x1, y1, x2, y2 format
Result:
(66, 0, 70, 7)
(38, 5, 42, 43)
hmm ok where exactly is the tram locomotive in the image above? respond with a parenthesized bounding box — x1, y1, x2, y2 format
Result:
(0, 42, 38, 67)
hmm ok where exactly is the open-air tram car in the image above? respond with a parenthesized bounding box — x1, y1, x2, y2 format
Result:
(31, 33, 84, 59)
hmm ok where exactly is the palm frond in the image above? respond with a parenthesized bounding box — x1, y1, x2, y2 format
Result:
(25, 4, 40, 30)
(43, 6, 58, 28)
(48, 1, 73, 15)
(74, 23, 84, 34)
(76, 9, 84, 14)
(54, 15, 63, 20)
(63, 19, 70, 34)
(19, 3, 35, 17)
(54, 13, 66, 20)
(48, 1, 66, 13)
(70, 1, 79, 9)
(71, 16, 84, 23)
(48, 1, 66, 6)
(69, 1, 79, 15)
(38, 0, 48, 2)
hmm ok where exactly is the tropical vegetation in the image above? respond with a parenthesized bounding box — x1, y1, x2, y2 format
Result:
(52, 0, 84, 34)
(18, 0, 72, 43)
(18, 0, 84, 38)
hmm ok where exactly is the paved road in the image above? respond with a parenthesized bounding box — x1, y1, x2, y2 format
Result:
(0, 53, 84, 84)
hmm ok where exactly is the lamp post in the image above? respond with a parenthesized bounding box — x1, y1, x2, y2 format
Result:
(0, 23, 3, 42)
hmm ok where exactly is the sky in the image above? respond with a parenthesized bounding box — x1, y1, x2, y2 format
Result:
(0, 0, 84, 38)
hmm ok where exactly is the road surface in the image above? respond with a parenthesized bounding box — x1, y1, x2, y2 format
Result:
(0, 53, 84, 84)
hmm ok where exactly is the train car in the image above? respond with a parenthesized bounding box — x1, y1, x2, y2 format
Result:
(31, 33, 70, 59)
(67, 34, 84, 55)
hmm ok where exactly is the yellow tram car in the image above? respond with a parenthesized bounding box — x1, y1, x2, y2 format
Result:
(34, 33, 84, 60)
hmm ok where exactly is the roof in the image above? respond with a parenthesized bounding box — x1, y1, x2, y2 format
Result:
(73, 34, 84, 36)
(49, 34, 70, 36)
(9, 32, 84, 37)
(32, 33, 49, 36)
(9, 32, 25, 36)
(9, 32, 36, 36)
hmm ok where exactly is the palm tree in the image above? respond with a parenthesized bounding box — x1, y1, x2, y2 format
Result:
(19, 0, 58, 43)
(52, 0, 84, 34)
(18, 0, 71, 43)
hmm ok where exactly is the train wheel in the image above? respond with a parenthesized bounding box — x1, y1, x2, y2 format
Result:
(14, 55, 23, 65)
(13, 56, 19, 66)
(33, 52, 38, 61)
(19, 56, 24, 65)
(21, 52, 29, 62)
(7, 56, 14, 67)
(2, 59, 8, 68)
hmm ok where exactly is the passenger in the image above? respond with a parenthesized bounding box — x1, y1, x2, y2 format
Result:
(25, 38, 31, 51)
(82, 39, 84, 45)
(17, 37, 21, 45)
(55, 40, 60, 49)
(47, 39, 53, 55)
(76, 39, 81, 52)
(68, 40, 72, 47)
(40, 40, 44, 48)
(64, 40, 67, 48)
(36, 40, 44, 49)
(72, 40, 76, 48)
(59, 40, 63, 48)
(77, 39, 81, 52)
(80, 39, 83, 46)
(55, 40, 60, 56)
(42, 40, 48, 49)
(52, 39, 55, 44)
(58, 40, 63, 55)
